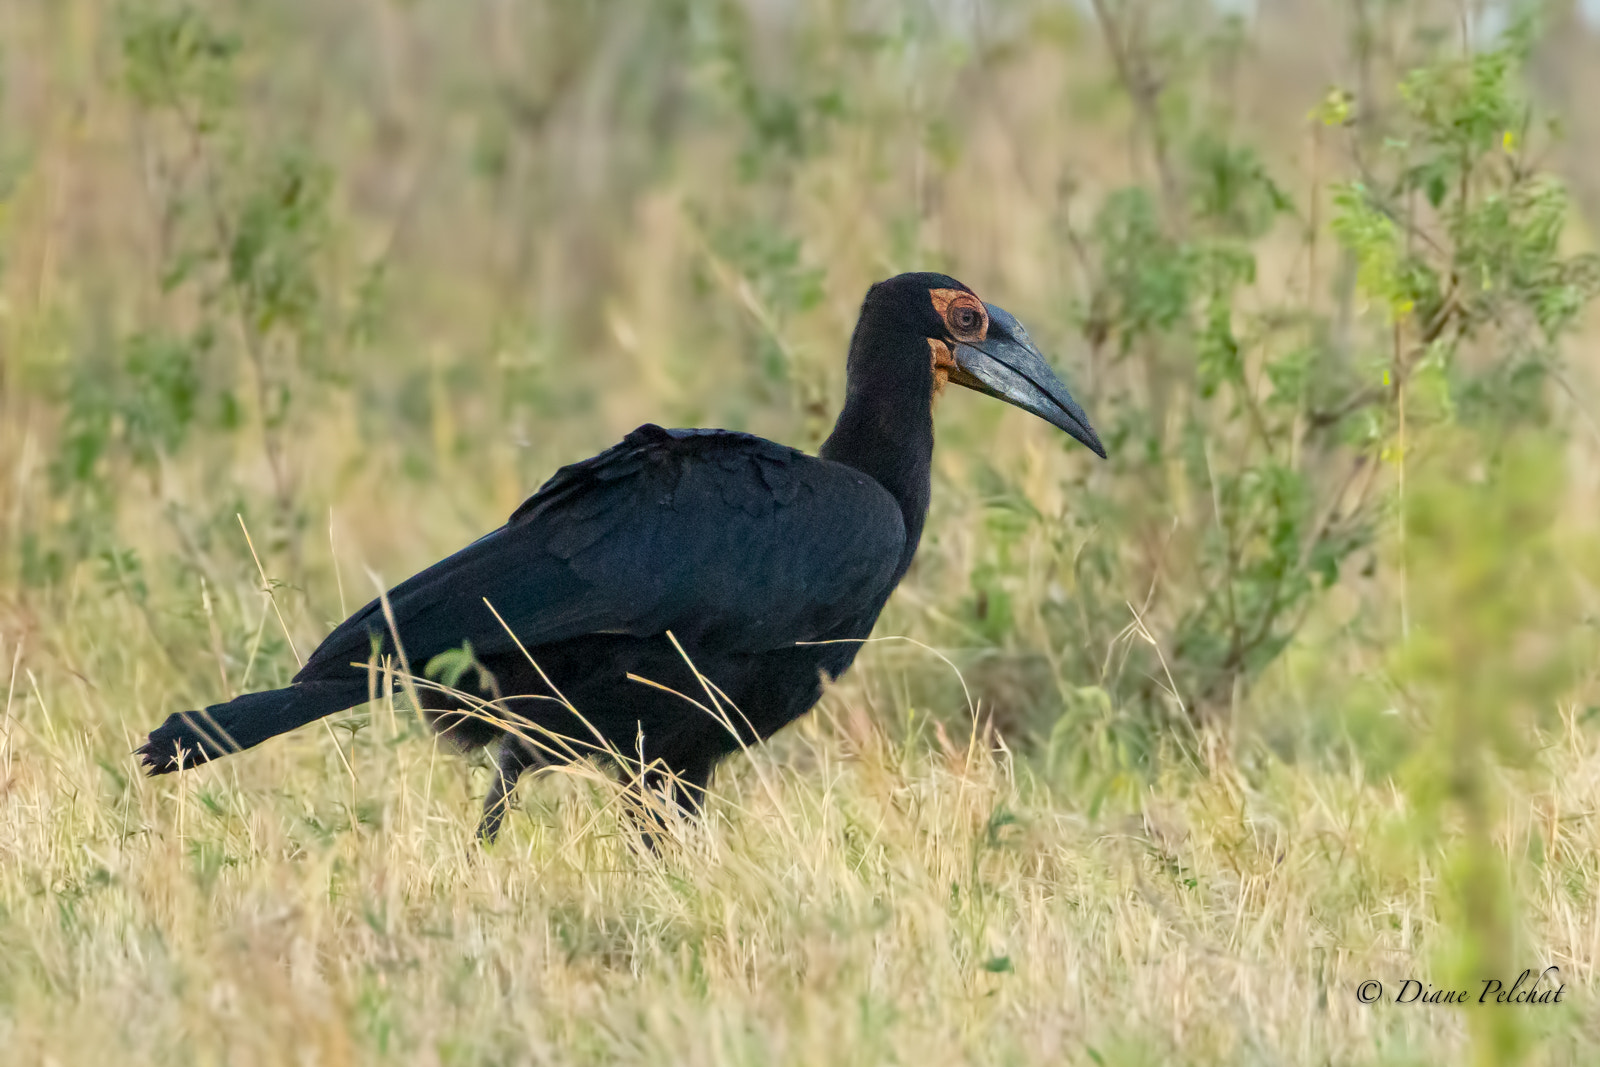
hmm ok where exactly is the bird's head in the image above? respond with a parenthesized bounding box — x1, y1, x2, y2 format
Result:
(861, 272, 1106, 459)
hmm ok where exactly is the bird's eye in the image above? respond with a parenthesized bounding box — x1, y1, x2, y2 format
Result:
(951, 305, 980, 333)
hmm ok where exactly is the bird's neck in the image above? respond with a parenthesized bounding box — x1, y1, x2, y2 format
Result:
(819, 336, 934, 579)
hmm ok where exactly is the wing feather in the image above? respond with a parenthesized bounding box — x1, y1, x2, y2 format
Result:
(296, 425, 905, 684)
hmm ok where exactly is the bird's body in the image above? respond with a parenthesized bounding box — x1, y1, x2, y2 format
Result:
(139, 273, 1104, 840)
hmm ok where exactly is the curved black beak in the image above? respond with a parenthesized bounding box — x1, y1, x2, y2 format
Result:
(949, 303, 1106, 459)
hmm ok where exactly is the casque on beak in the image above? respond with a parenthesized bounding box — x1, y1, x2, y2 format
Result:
(947, 303, 1107, 458)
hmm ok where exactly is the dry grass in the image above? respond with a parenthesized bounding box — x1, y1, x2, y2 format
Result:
(5, 1, 1600, 1063)
(4, 603, 1600, 1064)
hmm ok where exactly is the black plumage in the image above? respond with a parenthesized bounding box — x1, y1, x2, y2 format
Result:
(138, 273, 1105, 840)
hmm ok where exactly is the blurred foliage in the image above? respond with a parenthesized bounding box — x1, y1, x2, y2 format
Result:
(1392, 430, 1581, 1065)
(1031, 4, 1599, 811)
(0, 0, 1595, 772)
(2, 1, 1600, 1063)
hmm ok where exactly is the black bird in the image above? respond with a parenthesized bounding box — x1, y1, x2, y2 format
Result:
(138, 273, 1105, 840)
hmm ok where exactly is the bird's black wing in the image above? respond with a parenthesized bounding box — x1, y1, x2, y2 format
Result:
(296, 425, 906, 683)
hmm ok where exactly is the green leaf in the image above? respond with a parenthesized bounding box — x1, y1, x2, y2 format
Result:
(425, 642, 478, 690)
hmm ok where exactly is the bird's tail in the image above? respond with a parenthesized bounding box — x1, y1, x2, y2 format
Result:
(137, 680, 368, 774)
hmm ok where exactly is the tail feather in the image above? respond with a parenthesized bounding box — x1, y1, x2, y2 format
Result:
(137, 680, 367, 774)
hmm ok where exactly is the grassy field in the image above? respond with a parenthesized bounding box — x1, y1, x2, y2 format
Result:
(5, 1, 1600, 1063)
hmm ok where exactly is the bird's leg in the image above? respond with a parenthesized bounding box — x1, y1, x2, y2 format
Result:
(477, 737, 542, 843)
(624, 758, 715, 854)
(662, 757, 715, 817)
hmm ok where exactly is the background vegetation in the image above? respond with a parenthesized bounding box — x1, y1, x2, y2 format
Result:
(3, 0, 1600, 1062)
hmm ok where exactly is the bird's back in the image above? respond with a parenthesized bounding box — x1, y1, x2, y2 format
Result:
(140, 425, 908, 778)
(298, 424, 909, 689)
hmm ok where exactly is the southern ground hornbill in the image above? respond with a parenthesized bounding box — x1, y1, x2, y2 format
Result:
(138, 273, 1106, 840)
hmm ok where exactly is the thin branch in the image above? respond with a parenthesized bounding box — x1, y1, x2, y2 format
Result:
(1088, 0, 1184, 230)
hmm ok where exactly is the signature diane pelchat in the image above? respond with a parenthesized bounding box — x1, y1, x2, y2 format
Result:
(1355, 967, 1568, 1006)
